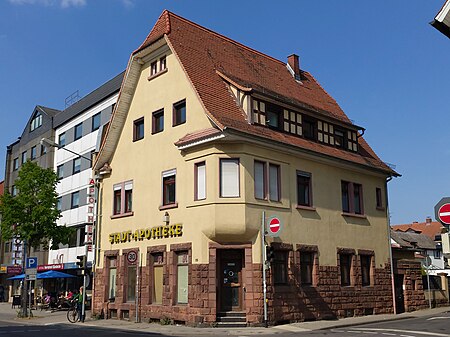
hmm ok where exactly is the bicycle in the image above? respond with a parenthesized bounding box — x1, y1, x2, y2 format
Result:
(66, 300, 79, 323)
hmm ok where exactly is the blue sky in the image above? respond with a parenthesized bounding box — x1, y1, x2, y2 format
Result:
(0, 0, 449, 225)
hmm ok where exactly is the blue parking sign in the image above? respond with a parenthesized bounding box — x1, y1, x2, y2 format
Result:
(26, 257, 38, 269)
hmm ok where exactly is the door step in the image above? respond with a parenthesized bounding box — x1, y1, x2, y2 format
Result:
(216, 311, 247, 328)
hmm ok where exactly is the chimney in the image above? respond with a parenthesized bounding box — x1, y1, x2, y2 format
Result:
(426, 216, 432, 225)
(287, 54, 301, 81)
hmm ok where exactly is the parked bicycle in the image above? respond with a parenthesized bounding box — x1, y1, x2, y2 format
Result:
(66, 299, 79, 323)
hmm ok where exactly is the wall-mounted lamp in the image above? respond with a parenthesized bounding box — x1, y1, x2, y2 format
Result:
(163, 212, 170, 225)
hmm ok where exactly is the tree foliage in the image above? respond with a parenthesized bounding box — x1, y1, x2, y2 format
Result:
(0, 160, 73, 252)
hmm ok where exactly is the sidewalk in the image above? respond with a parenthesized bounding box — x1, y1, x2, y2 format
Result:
(1, 302, 449, 335)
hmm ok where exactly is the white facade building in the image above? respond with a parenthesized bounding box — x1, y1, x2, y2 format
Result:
(48, 73, 123, 268)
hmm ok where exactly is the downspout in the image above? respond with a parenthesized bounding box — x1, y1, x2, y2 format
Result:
(385, 176, 397, 314)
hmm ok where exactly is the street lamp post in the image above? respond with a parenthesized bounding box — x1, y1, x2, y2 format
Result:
(40, 137, 92, 322)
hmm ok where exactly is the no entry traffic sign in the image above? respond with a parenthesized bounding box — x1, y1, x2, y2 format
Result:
(438, 204, 450, 225)
(266, 216, 283, 237)
(435, 197, 450, 225)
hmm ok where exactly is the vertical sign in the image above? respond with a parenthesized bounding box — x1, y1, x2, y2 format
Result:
(86, 178, 96, 252)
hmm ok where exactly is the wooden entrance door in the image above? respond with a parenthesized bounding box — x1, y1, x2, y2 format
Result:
(219, 250, 243, 311)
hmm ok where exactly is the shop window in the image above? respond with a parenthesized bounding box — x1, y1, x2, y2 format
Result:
(21, 151, 27, 164)
(152, 253, 164, 304)
(340, 253, 353, 286)
(133, 117, 144, 141)
(74, 123, 83, 141)
(30, 146, 37, 160)
(342, 181, 364, 215)
(195, 162, 206, 200)
(162, 170, 176, 206)
(176, 252, 189, 304)
(300, 251, 314, 286)
(269, 164, 280, 202)
(220, 158, 240, 198)
(127, 264, 136, 302)
(297, 171, 312, 207)
(254, 161, 267, 200)
(92, 112, 101, 131)
(73, 157, 81, 174)
(273, 250, 288, 284)
(113, 181, 133, 216)
(71, 191, 80, 209)
(13, 158, 18, 171)
(173, 99, 186, 126)
(58, 133, 66, 147)
(360, 255, 372, 286)
(108, 257, 117, 300)
(152, 109, 164, 134)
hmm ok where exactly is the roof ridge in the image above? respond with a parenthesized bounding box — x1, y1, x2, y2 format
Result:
(165, 10, 285, 66)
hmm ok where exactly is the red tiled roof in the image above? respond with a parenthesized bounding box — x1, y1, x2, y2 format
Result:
(174, 128, 222, 147)
(392, 221, 443, 240)
(134, 11, 396, 176)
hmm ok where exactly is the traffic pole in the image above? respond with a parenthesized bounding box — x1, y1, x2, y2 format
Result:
(261, 211, 268, 327)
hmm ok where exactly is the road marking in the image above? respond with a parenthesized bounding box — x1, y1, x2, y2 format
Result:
(400, 335, 416, 337)
(362, 332, 377, 335)
(427, 317, 450, 321)
(352, 328, 450, 337)
(382, 334, 397, 336)
(347, 331, 363, 334)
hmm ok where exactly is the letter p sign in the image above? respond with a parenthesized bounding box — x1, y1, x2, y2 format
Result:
(26, 257, 38, 269)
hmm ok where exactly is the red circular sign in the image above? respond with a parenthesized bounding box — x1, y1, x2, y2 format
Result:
(438, 204, 450, 225)
(269, 217, 281, 234)
(127, 250, 138, 264)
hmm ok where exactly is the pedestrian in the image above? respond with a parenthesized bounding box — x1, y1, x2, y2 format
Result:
(0, 284, 4, 302)
(73, 286, 85, 322)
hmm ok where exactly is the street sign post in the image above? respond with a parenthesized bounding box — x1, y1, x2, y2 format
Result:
(26, 257, 38, 269)
(434, 197, 450, 225)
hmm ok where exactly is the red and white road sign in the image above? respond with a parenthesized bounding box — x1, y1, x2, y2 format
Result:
(269, 217, 281, 234)
(127, 250, 138, 264)
(438, 203, 450, 225)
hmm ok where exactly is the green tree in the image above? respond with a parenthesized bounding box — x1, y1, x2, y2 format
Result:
(0, 160, 72, 250)
(0, 161, 73, 317)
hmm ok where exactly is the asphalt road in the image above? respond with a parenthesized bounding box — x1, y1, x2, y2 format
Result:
(0, 311, 449, 337)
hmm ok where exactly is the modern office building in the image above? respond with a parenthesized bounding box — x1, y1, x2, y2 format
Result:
(92, 11, 399, 326)
(1, 73, 123, 299)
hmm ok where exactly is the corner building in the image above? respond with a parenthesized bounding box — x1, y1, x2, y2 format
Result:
(93, 11, 399, 326)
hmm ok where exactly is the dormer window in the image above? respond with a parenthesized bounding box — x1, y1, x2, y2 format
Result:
(30, 112, 42, 131)
(252, 97, 358, 152)
(266, 103, 282, 129)
(303, 118, 316, 140)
